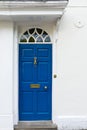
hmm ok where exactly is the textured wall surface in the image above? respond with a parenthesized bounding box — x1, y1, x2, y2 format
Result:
(0, 22, 13, 130)
(53, 1, 87, 129)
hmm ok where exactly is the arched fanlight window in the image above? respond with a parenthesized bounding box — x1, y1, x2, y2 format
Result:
(20, 28, 51, 43)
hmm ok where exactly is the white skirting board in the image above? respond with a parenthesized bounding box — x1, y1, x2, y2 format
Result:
(54, 116, 87, 130)
(0, 114, 13, 130)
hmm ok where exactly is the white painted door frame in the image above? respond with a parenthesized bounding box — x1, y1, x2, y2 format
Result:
(13, 21, 59, 125)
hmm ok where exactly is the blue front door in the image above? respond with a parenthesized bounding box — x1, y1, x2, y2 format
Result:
(19, 44, 52, 120)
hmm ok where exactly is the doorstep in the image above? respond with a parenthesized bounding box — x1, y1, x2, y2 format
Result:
(14, 121, 58, 130)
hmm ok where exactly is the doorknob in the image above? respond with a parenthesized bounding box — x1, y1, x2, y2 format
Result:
(34, 57, 37, 65)
(44, 86, 48, 90)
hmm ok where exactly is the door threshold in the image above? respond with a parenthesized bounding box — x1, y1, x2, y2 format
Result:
(14, 120, 57, 130)
(18, 120, 53, 126)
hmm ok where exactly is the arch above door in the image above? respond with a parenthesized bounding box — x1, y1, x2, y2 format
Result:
(20, 28, 51, 44)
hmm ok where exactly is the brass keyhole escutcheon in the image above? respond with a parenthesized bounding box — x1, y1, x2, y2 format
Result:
(34, 57, 37, 65)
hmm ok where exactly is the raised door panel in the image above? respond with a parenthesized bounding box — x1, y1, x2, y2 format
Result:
(22, 62, 34, 82)
(37, 62, 48, 82)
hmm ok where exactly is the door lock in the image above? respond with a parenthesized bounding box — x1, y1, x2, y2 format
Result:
(44, 86, 48, 90)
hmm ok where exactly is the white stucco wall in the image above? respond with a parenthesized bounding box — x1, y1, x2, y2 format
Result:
(68, 0, 87, 6)
(0, 22, 13, 130)
(53, 1, 87, 129)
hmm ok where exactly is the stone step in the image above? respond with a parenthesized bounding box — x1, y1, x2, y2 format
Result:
(14, 121, 58, 130)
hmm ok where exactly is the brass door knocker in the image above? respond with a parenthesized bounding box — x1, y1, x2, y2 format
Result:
(34, 57, 37, 65)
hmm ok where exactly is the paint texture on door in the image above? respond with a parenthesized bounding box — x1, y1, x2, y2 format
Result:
(19, 44, 52, 120)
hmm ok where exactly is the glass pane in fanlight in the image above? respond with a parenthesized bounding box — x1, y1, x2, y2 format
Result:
(29, 37, 35, 42)
(29, 28, 35, 34)
(42, 31, 48, 38)
(23, 31, 29, 38)
(33, 32, 38, 38)
(37, 28, 42, 34)
(36, 37, 43, 42)
(20, 35, 27, 42)
(44, 36, 51, 42)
